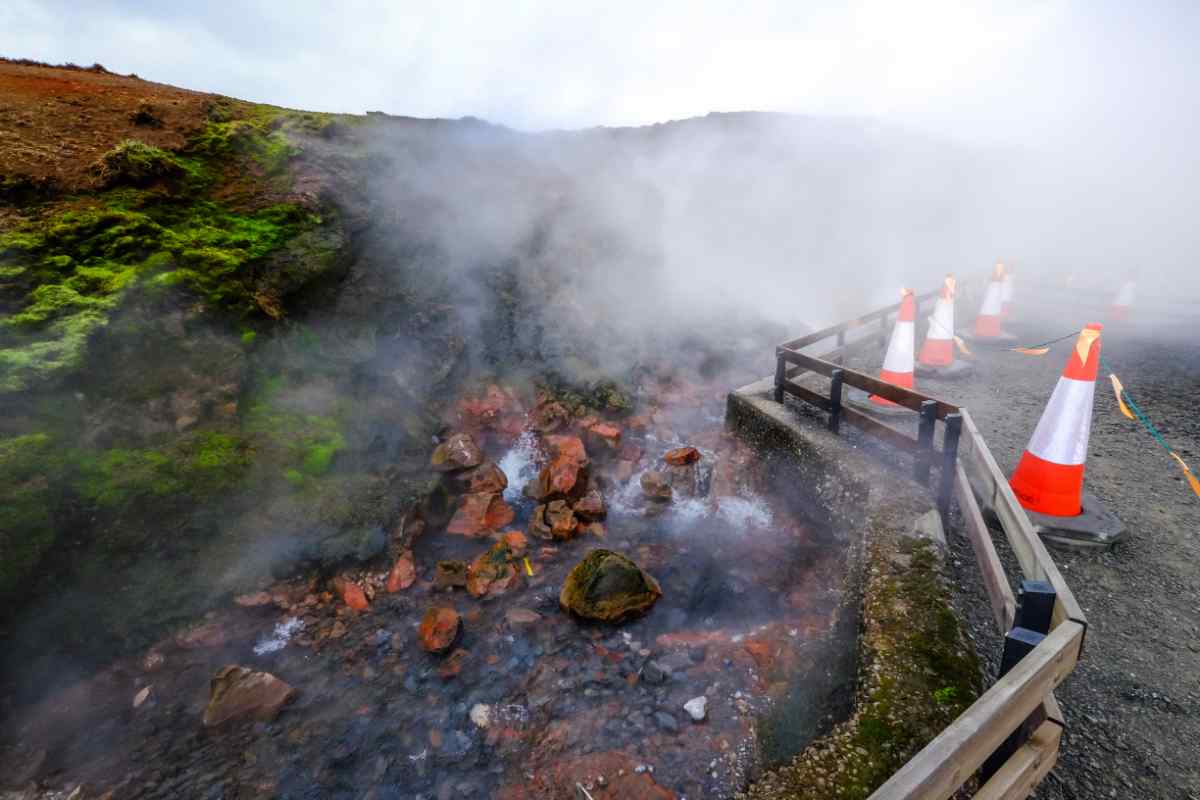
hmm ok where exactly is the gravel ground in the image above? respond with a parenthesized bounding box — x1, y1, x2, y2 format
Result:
(907, 311, 1200, 800)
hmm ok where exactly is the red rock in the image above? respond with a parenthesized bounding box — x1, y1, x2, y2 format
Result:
(438, 648, 470, 679)
(587, 421, 622, 450)
(457, 385, 508, 428)
(234, 591, 273, 608)
(573, 488, 606, 520)
(447, 492, 515, 536)
(533, 435, 589, 500)
(202, 665, 296, 727)
(743, 640, 774, 671)
(430, 433, 483, 472)
(466, 540, 522, 599)
(419, 607, 461, 653)
(386, 552, 417, 592)
(456, 461, 508, 494)
(334, 577, 370, 611)
(500, 531, 528, 557)
(529, 499, 580, 541)
(175, 621, 226, 649)
(663, 446, 701, 466)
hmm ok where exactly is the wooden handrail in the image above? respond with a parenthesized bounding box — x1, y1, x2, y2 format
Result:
(777, 348, 960, 418)
(780, 288, 941, 350)
(868, 621, 1083, 800)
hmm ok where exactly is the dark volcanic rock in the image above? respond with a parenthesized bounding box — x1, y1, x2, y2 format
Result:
(560, 549, 662, 623)
(202, 665, 296, 727)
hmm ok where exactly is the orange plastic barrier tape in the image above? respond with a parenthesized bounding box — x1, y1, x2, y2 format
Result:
(1109, 374, 1135, 420)
(1010, 346, 1050, 356)
(954, 335, 972, 356)
(1169, 453, 1200, 498)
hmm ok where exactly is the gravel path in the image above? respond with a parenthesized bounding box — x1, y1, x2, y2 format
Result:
(914, 313, 1200, 799)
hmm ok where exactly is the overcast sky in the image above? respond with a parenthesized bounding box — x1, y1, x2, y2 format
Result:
(2, 0, 1195, 148)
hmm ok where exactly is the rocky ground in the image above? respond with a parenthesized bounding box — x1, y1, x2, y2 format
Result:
(852, 302, 1200, 799)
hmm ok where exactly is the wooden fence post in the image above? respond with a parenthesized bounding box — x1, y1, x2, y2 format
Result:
(938, 413, 962, 516)
(829, 369, 844, 433)
(915, 399, 937, 484)
(1014, 580, 1057, 634)
(774, 352, 785, 403)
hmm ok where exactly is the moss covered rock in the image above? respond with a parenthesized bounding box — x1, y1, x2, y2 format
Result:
(559, 548, 662, 623)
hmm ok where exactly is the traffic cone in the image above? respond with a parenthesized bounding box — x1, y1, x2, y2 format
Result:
(869, 289, 916, 406)
(1110, 281, 1135, 321)
(1008, 324, 1102, 516)
(918, 275, 956, 367)
(973, 262, 1006, 338)
(1000, 268, 1014, 318)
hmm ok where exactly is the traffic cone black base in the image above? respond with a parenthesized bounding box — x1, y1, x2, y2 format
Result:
(958, 330, 1019, 348)
(914, 360, 974, 379)
(845, 387, 912, 417)
(1024, 492, 1124, 549)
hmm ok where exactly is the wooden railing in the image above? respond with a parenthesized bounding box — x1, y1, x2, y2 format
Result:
(772, 288, 1086, 800)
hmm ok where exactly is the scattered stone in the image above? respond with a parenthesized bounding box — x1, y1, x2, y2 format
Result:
(132, 686, 152, 708)
(454, 461, 509, 494)
(546, 499, 580, 539)
(683, 696, 708, 722)
(234, 591, 274, 608)
(431, 433, 484, 472)
(580, 521, 606, 538)
(501, 530, 528, 557)
(654, 711, 679, 733)
(533, 435, 590, 500)
(438, 648, 470, 679)
(574, 488, 607, 521)
(434, 560, 468, 590)
(469, 703, 492, 729)
(334, 577, 370, 611)
(505, 607, 542, 626)
(663, 446, 701, 466)
(587, 422, 622, 451)
(175, 620, 226, 649)
(457, 385, 509, 428)
(141, 650, 165, 672)
(532, 399, 570, 432)
(447, 492, 515, 536)
(560, 549, 663, 623)
(640, 471, 672, 502)
(642, 660, 669, 684)
(466, 540, 522, 599)
(666, 462, 701, 497)
(202, 665, 296, 727)
(386, 552, 417, 592)
(419, 607, 462, 653)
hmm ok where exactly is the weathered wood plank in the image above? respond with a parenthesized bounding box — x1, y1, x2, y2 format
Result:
(972, 720, 1062, 800)
(955, 462, 1016, 634)
(778, 376, 922, 453)
(958, 410, 1086, 629)
(779, 288, 940, 350)
(777, 349, 959, 418)
(867, 621, 1083, 800)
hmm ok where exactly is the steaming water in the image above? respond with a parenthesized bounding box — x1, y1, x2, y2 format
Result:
(715, 494, 774, 529)
(252, 616, 303, 656)
(498, 430, 539, 504)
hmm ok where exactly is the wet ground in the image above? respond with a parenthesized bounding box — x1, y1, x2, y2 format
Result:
(0, 369, 859, 800)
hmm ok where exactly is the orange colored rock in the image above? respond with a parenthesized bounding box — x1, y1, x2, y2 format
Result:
(447, 492, 515, 536)
(457, 385, 508, 428)
(335, 578, 370, 611)
(663, 446, 701, 466)
(466, 540, 522, 599)
(202, 665, 296, 727)
(587, 422, 622, 450)
(176, 621, 226, 649)
(533, 435, 589, 500)
(419, 607, 461, 653)
(743, 639, 774, 670)
(234, 591, 273, 608)
(386, 552, 417, 592)
(532, 399, 570, 432)
(501, 530, 528, 556)
(456, 461, 508, 494)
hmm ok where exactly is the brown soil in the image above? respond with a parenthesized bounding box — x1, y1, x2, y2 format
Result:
(0, 58, 214, 191)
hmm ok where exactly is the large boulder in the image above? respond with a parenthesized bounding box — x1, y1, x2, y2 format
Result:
(560, 549, 662, 623)
(430, 433, 484, 472)
(447, 492, 515, 536)
(202, 665, 296, 727)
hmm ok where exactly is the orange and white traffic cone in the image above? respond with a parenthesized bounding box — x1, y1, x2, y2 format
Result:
(1008, 324, 1102, 517)
(967, 262, 1016, 344)
(869, 289, 916, 406)
(1110, 281, 1135, 321)
(1000, 268, 1014, 318)
(918, 275, 956, 367)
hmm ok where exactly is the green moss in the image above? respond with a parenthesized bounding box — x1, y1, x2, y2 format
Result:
(94, 139, 208, 188)
(187, 118, 299, 177)
(739, 537, 983, 800)
(0, 433, 67, 599)
(244, 371, 347, 478)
